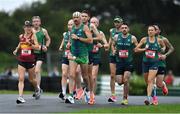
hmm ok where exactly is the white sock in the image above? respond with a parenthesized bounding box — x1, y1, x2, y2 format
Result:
(62, 85, 67, 95)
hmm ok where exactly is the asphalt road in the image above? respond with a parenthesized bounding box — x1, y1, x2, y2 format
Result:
(0, 94, 180, 113)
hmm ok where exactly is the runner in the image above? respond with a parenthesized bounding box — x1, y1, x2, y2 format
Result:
(58, 19, 74, 100)
(151, 24, 174, 105)
(135, 25, 166, 105)
(65, 11, 93, 104)
(13, 21, 41, 104)
(111, 23, 138, 105)
(32, 16, 51, 93)
(88, 17, 109, 104)
(81, 10, 100, 103)
(108, 16, 123, 102)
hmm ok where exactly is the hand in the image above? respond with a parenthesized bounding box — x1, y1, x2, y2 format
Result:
(112, 49, 116, 55)
(71, 34, 79, 40)
(42, 45, 47, 52)
(59, 47, 63, 51)
(90, 23, 95, 30)
(97, 43, 103, 48)
(159, 54, 166, 60)
(13, 49, 17, 55)
(66, 42, 71, 49)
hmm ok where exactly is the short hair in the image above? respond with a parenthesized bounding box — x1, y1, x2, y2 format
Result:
(148, 25, 156, 30)
(32, 16, 41, 20)
(81, 10, 91, 17)
(121, 22, 129, 26)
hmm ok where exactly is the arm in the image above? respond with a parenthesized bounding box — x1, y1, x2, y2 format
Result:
(13, 43, 20, 55)
(163, 37, 174, 56)
(158, 38, 166, 53)
(111, 38, 116, 55)
(132, 35, 138, 47)
(100, 31, 109, 50)
(59, 38, 64, 51)
(43, 28, 51, 48)
(90, 24, 101, 41)
(71, 25, 93, 44)
(134, 37, 146, 53)
(31, 33, 40, 50)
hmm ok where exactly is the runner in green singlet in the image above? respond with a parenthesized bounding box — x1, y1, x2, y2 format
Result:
(111, 23, 138, 105)
(135, 25, 166, 105)
(32, 16, 51, 94)
(65, 11, 93, 104)
(108, 16, 123, 102)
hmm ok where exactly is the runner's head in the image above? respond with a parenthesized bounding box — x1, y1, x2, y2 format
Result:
(72, 11, 82, 25)
(23, 20, 33, 34)
(148, 25, 156, 37)
(113, 16, 123, 29)
(90, 17, 99, 27)
(153, 24, 161, 35)
(67, 19, 74, 31)
(81, 10, 90, 24)
(32, 16, 41, 28)
(121, 23, 129, 35)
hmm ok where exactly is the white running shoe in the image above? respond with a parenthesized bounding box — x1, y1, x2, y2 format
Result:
(16, 96, 26, 104)
(65, 95, 74, 104)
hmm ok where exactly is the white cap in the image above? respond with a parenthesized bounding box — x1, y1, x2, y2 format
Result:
(73, 11, 81, 17)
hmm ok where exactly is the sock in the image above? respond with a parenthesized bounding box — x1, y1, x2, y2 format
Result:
(62, 85, 67, 95)
(147, 96, 151, 101)
(152, 85, 157, 97)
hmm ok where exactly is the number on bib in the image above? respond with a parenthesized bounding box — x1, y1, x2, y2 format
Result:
(21, 49, 31, 56)
(119, 50, 128, 58)
(145, 50, 155, 58)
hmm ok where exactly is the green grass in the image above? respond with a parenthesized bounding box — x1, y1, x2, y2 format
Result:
(77, 104, 180, 113)
(0, 90, 57, 95)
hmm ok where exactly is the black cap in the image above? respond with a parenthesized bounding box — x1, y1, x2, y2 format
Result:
(24, 20, 32, 27)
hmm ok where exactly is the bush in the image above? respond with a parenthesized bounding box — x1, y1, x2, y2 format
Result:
(129, 73, 146, 95)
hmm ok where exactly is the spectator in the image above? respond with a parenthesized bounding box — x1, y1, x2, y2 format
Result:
(164, 70, 174, 86)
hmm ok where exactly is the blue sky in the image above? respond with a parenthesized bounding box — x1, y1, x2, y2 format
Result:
(0, 0, 45, 12)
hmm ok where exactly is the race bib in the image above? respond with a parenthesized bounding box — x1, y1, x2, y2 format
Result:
(64, 50, 70, 57)
(21, 48, 31, 56)
(119, 50, 128, 58)
(145, 50, 155, 58)
(92, 45, 99, 53)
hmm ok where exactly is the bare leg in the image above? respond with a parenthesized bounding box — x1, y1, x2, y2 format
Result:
(92, 65, 99, 93)
(123, 71, 131, 100)
(27, 67, 39, 90)
(35, 61, 43, 86)
(18, 65, 26, 97)
(110, 63, 116, 95)
(69, 61, 78, 94)
(61, 64, 69, 95)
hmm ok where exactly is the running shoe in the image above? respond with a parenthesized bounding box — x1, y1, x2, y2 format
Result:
(32, 89, 43, 97)
(75, 88, 84, 100)
(65, 95, 74, 104)
(84, 91, 90, 103)
(151, 96, 158, 105)
(162, 85, 168, 95)
(121, 99, 128, 105)
(108, 95, 117, 102)
(34, 88, 41, 100)
(88, 93, 95, 105)
(16, 96, 26, 104)
(73, 90, 76, 99)
(59, 92, 65, 100)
